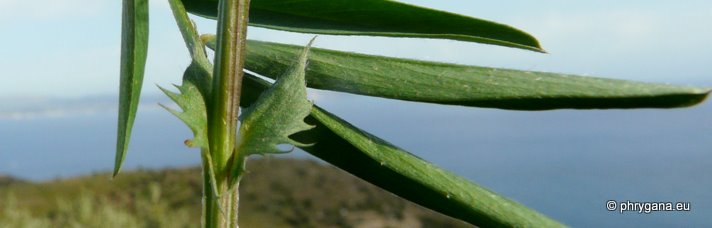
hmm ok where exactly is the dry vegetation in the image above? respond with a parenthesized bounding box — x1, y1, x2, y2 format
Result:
(0, 158, 471, 227)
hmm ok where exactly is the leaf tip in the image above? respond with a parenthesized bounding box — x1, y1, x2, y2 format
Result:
(113, 139, 128, 178)
(112, 163, 122, 178)
(520, 43, 546, 53)
(699, 89, 712, 104)
(307, 36, 318, 47)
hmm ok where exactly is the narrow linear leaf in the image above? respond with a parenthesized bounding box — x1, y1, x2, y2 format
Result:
(115, 0, 149, 177)
(239, 73, 564, 227)
(182, 0, 543, 52)
(229, 41, 315, 186)
(204, 37, 710, 110)
(307, 107, 563, 227)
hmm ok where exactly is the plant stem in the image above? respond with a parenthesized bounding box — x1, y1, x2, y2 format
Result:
(202, 156, 221, 228)
(206, 0, 251, 227)
(209, 0, 249, 174)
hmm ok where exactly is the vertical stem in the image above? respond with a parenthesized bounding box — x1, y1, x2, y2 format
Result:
(209, 0, 250, 174)
(166, 0, 248, 226)
(202, 156, 221, 228)
(206, 0, 250, 227)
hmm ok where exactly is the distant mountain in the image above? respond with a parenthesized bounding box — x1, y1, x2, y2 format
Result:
(0, 94, 170, 120)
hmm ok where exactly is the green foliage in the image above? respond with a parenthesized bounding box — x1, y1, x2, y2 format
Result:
(236, 41, 314, 156)
(159, 61, 222, 198)
(308, 107, 563, 227)
(239, 74, 564, 227)
(159, 63, 211, 149)
(181, 0, 543, 52)
(230, 41, 315, 186)
(163, 0, 222, 201)
(113, 0, 710, 227)
(204, 38, 710, 110)
(115, 0, 149, 177)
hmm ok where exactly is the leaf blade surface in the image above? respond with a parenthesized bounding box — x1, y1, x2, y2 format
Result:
(183, 0, 544, 51)
(207, 38, 710, 110)
(240, 74, 565, 227)
(115, 0, 149, 177)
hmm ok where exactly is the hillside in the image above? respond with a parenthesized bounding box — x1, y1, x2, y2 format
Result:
(0, 158, 471, 227)
(0, 175, 24, 187)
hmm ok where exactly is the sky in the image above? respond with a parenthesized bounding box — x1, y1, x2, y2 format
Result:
(0, 0, 710, 99)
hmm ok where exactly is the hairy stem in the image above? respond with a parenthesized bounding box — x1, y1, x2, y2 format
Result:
(202, 157, 221, 228)
(206, 0, 251, 227)
(209, 0, 250, 174)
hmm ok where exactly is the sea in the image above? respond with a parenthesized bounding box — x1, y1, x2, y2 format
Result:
(1, 92, 710, 227)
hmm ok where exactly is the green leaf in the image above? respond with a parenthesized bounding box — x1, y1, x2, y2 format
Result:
(165, 0, 213, 149)
(115, 0, 149, 177)
(204, 37, 710, 110)
(235, 42, 314, 156)
(159, 61, 223, 201)
(239, 73, 565, 227)
(166, 0, 222, 201)
(158, 60, 222, 197)
(228, 39, 314, 188)
(165, 0, 214, 145)
(158, 63, 211, 149)
(182, 0, 543, 52)
(164, 0, 214, 149)
(229, 41, 315, 187)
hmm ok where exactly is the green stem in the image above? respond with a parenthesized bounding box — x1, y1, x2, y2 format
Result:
(202, 157, 221, 228)
(206, 0, 251, 226)
(209, 0, 249, 173)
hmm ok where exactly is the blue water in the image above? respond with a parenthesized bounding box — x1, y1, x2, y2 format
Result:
(1, 94, 710, 227)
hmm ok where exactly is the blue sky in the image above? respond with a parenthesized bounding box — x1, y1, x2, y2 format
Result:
(0, 0, 711, 98)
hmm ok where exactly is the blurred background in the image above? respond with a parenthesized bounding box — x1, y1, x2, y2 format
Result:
(1, 0, 711, 227)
